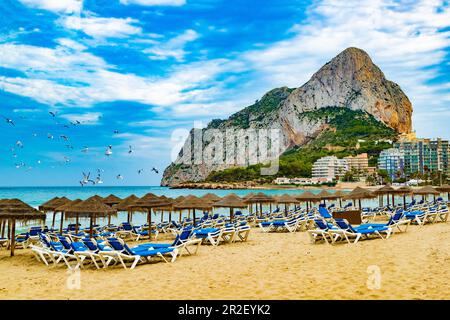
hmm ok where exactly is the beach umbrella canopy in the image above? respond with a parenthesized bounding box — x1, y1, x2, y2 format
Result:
(342, 187, 376, 209)
(436, 184, 450, 192)
(374, 184, 396, 195)
(295, 191, 320, 202)
(173, 196, 213, 224)
(0, 199, 46, 257)
(114, 195, 139, 212)
(213, 193, 247, 221)
(128, 194, 173, 232)
(342, 187, 376, 200)
(102, 194, 122, 206)
(201, 193, 222, 202)
(276, 194, 300, 204)
(243, 193, 255, 200)
(65, 197, 116, 236)
(38, 196, 71, 211)
(412, 185, 439, 195)
(213, 193, 247, 208)
(393, 186, 413, 209)
(173, 196, 213, 210)
(65, 197, 115, 218)
(88, 195, 104, 202)
(244, 192, 275, 203)
(55, 199, 82, 212)
(38, 197, 60, 211)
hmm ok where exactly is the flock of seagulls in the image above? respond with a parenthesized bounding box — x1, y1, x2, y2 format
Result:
(2, 111, 160, 186)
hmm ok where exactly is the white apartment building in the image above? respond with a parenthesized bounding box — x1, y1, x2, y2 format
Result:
(312, 156, 348, 180)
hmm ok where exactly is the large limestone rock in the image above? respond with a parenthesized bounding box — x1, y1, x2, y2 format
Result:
(161, 47, 413, 186)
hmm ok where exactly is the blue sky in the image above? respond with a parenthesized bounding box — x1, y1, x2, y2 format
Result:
(0, 0, 449, 186)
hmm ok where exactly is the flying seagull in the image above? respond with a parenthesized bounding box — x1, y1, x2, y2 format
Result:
(60, 135, 69, 141)
(151, 167, 159, 174)
(138, 169, 144, 174)
(116, 174, 124, 180)
(105, 145, 113, 156)
(81, 146, 89, 153)
(47, 133, 54, 139)
(128, 145, 133, 154)
(49, 111, 58, 117)
(2, 116, 15, 126)
(15, 140, 23, 148)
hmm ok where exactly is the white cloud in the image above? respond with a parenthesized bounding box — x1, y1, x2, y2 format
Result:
(60, 112, 102, 125)
(144, 29, 199, 61)
(0, 39, 234, 109)
(19, 0, 82, 14)
(60, 16, 142, 39)
(119, 0, 186, 6)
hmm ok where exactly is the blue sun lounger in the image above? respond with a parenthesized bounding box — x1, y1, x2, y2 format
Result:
(330, 219, 392, 244)
(102, 238, 178, 269)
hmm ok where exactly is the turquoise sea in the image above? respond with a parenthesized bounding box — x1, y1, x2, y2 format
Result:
(0, 186, 409, 232)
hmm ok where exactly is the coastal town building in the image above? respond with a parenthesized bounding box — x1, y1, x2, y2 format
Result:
(273, 177, 331, 185)
(378, 148, 404, 180)
(393, 138, 449, 176)
(311, 156, 348, 181)
(344, 153, 369, 171)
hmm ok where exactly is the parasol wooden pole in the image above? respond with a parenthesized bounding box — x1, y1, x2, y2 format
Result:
(10, 219, 16, 257)
(392, 194, 395, 206)
(169, 210, 172, 222)
(285, 204, 288, 214)
(75, 214, 79, 234)
(1, 220, 5, 238)
(127, 210, 131, 223)
(339, 198, 342, 208)
(230, 208, 234, 222)
(259, 203, 262, 214)
(51, 211, 56, 229)
(89, 214, 94, 238)
(403, 195, 406, 210)
(193, 209, 196, 226)
(146, 208, 154, 239)
(161, 210, 164, 223)
(358, 199, 362, 209)
(179, 210, 182, 222)
(108, 214, 111, 225)
(59, 212, 64, 234)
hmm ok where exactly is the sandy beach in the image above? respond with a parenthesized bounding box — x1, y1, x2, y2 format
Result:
(0, 220, 449, 300)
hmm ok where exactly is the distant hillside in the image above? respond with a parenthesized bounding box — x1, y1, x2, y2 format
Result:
(162, 47, 412, 186)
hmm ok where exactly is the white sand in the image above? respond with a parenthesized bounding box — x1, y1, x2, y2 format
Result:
(0, 221, 449, 300)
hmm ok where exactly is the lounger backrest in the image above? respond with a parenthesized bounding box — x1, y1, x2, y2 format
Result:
(29, 227, 42, 236)
(334, 219, 356, 233)
(120, 223, 133, 231)
(314, 219, 328, 230)
(82, 239, 98, 251)
(318, 206, 332, 219)
(58, 236, 72, 250)
(40, 233, 51, 248)
(107, 238, 125, 251)
(123, 243, 136, 256)
(70, 242, 87, 252)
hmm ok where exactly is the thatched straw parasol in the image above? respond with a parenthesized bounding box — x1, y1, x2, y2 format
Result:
(412, 185, 440, 201)
(173, 196, 213, 224)
(436, 184, 450, 201)
(152, 196, 176, 223)
(342, 187, 376, 209)
(393, 186, 413, 209)
(113, 194, 139, 223)
(295, 191, 320, 211)
(65, 197, 116, 236)
(54, 199, 82, 233)
(102, 194, 122, 206)
(374, 184, 396, 206)
(128, 194, 172, 234)
(245, 192, 276, 214)
(38, 197, 60, 211)
(38, 197, 71, 229)
(201, 193, 222, 203)
(0, 199, 46, 256)
(213, 193, 247, 221)
(275, 193, 299, 213)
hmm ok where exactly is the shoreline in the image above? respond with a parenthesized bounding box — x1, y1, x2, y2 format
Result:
(168, 181, 375, 190)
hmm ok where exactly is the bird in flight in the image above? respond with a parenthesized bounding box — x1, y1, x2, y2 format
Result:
(80, 172, 95, 186)
(128, 145, 133, 154)
(116, 174, 124, 180)
(16, 140, 23, 148)
(49, 111, 58, 117)
(113, 130, 119, 134)
(60, 135, 69, 141)
(47, 133, 54, 139)
(81, 146, 89, 153)
(138, 169, 144, 174)
(105, 145, 113, 156)
(2, 116, 15, 126)
(151, 167, 159, 174)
